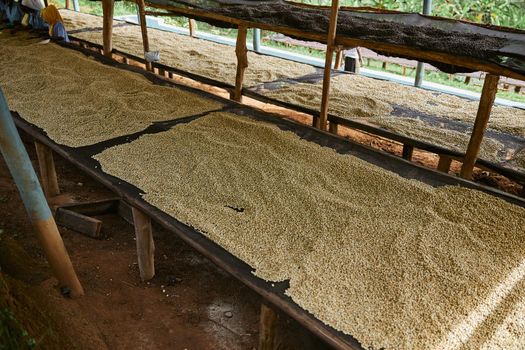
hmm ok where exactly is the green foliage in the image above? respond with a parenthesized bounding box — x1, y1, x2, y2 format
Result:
(299, 0, 525, 28)
(0, 308, 36, 350)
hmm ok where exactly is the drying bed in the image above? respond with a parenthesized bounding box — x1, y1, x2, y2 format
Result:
(55, 11, 525, 181)
(4, 39, 525, 348)
(0, 32, 223, 147)
(249, 72, 525, 169)
(61, 9, 317, 87)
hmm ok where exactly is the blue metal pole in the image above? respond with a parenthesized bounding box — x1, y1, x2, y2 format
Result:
(253, 28, 261, 53)
(414, 0, 432, 87)
(73, 0, 80, 12)
(0, 89, 83, 297)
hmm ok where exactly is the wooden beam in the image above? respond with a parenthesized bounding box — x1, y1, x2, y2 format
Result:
(65, 0, 70, 9)
(258, 303, 279, 350)
(188, 18, 197, 37)
(137, 0, 153, 71)
(317, 0, 341, 130)
(460, 74, 500, 179)
(34, 142, 60, 198)
(102, 0, 115, 57)
(132, 207, 155, 281)
(233, 25, 248, 102)
(437, 154, 452, 173)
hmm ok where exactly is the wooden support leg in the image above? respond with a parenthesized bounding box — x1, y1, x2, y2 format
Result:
(35, 142, 60, 198)
(137, 0, 153, 72)
(460, 74, 500, 179)
(318, 0, 341, 130)
(168, 72, 174, 79)
(132, 207, 155, 281)
(437, 154, 452, 173)
(258, 303, 279, 350)
(334, 48, 343, 70)
(102, 0, 115, 58)
(328, 121, 338, 134)
(65, 0, 70, 9)
(402, 144, 414, 160)
(188, 18, 197, 37)
(233, 25, 248, 102)
(464, 76, 471, 85)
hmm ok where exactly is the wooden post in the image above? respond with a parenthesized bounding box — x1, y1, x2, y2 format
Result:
(188, 18, 197, 37)
(437, 154, 452, 173)
(65, 0, 70, 9)
(460, 74, 500, 179)
(334, 47, 343, 70)
(233, 25, 248, 102)
(102, 0, 115, 58)
(35, 142, 60, 198)
(402, 144, 414, 160)
(258, 303, 279, 350)
(137, 0, 153, 71)
(328, 121, 338, 134)
(0, 90, 83, 297)
(317, 0, 341, 130)
(132, 207, 155, 281)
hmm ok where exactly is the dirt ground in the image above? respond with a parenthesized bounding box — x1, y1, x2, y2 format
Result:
(0, 138, 331, 350)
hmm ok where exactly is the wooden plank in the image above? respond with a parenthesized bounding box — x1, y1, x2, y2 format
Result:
(233, 25, 248, 102)
(318, 0, 341, 130)
(188, 18, 197, 37)
(258, 303, 279, 350)
(102, 0, 115, 57)
(55, 198, 120, 216)
(402, 144, 414, 160)
(138, 0, 153, 71)
(34, 141, 60, 198)
(56, 208, 103, 239)
(437, 154, 452, 173)
(132, 206, 155, 281)
(460, 74, 500, 179)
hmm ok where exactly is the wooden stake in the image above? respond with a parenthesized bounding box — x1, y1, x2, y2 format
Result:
(437, 154, 452, 173)
(137, 0, 153, 71)
(132, 207, 155, 281)
(233, 25, 248, 102)
(318, 0, 341, 130)
(334, 47, 343, 70)
(460, 74, 500, 179)
(102, 0, 115, 58)
(188, 18, 197, 37)
(65, 0, 70, 9)
(328, 121, 338, 134)
(402, 144, 414, 160)
(35, 142, 60, 198)
(258, 303, 279, 350)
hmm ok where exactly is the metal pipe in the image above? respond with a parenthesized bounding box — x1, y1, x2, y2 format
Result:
(414, 0, 432, 87)
(0, 89, 84, 297)
(73, 0, 80, 12)
(253, 28, 261, 53)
